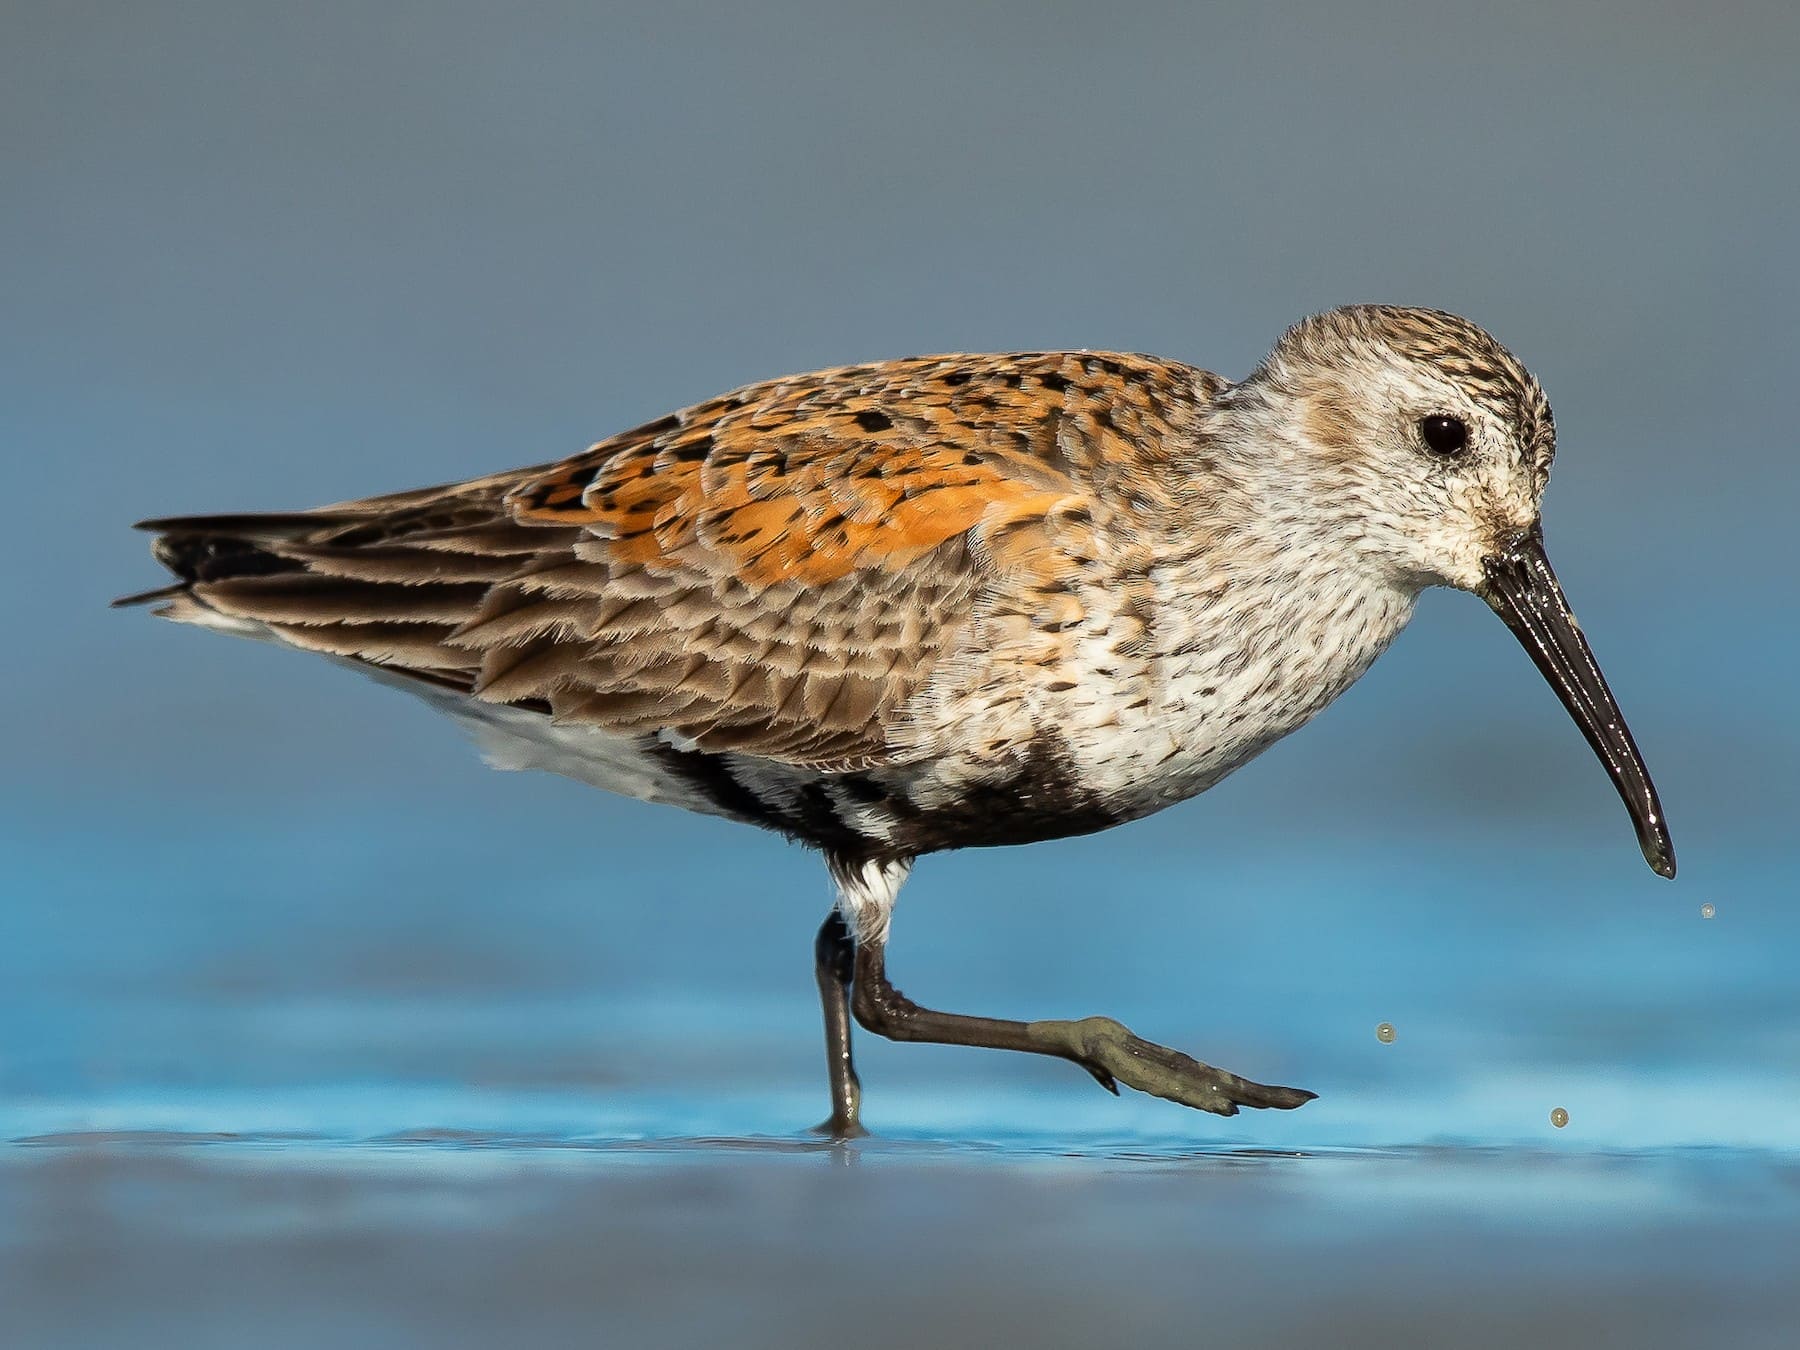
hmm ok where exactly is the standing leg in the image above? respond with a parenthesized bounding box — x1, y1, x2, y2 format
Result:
(850, 936, 1315, 1117)
(811, 909, 865, 1137)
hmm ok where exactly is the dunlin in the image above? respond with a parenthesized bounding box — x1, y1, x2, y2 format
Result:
(119, 305, 1674, 1132)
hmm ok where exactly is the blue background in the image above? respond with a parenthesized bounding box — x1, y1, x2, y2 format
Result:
(2, 4, 1798, 1345)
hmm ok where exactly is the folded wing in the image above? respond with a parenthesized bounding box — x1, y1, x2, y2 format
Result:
(128, 351, 1191, 769)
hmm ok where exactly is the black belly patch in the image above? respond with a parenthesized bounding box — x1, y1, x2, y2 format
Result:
(840, 738, 1123, 858)
(646, 734, 1123, 862)
(879, 765, 1124, 854)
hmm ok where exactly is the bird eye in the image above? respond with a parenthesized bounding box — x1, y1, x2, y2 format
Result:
(1419, 414, 1468, 455)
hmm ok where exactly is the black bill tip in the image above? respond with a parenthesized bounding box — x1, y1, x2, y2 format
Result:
(1481, 525, 1675, 880)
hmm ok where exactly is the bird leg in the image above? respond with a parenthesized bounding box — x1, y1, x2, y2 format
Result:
(849, 938, 1316, 1118)
(811, 910, 866, 1137)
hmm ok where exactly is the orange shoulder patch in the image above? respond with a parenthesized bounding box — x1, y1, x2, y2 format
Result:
(506, 359, 1104, 588)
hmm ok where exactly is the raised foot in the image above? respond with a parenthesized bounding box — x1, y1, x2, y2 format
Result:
(1040, 1016, 1316, 1117)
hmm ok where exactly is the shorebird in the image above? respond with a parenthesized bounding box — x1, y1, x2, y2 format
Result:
(119, 305, 1674, 1133)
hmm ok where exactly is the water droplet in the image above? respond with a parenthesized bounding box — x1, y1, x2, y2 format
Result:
(1375, 1022, 1396, 1044)
(1701, 903, 1716, 920)
(1550, 1107, 1569, 1128)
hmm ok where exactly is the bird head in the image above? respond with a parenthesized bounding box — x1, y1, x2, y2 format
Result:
(1240, 305, 1674, 878)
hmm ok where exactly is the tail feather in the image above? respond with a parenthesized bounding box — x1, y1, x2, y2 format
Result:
(110, 581, 190, 609)
(132, 511, 363, 537)
(117, 499, 569, 704)
(112, 518, 316, 607)
(148, 530, 308, 589)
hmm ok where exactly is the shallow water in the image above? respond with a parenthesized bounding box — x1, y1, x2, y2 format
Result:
(5, 1131, 1798, 1350)
(6, 832, 1800, 1348)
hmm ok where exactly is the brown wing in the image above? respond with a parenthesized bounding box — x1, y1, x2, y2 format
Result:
(133, 351, 1214, 769)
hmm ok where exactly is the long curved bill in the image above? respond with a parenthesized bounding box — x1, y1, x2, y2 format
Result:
(1480, 525, 1676, 878)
